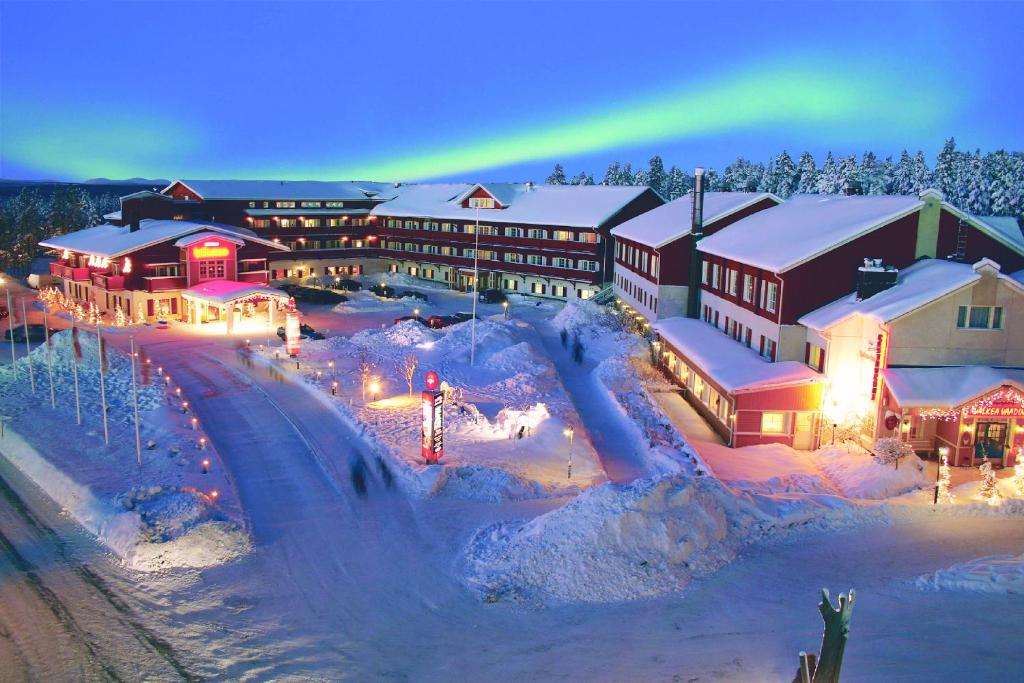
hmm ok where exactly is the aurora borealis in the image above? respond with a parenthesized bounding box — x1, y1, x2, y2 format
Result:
(1, 1, 1021, 182)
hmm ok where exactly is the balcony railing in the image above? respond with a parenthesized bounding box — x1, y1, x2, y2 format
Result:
(49, 262, 91, 281)
(144, 275, 187, 292)
(237, 270, 269, 284)
(90, 272, 126, 290)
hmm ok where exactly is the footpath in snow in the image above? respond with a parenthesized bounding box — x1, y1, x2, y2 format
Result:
(0, 330, 249, 570)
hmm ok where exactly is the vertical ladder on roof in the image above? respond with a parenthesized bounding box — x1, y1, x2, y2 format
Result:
(953, 218, 969, 262)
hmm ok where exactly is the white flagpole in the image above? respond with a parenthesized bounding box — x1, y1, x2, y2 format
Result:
(71, 311, 81, 425)
(4, 286, 15, 377)
(42, 307, 56, 408)
(96, 322, 109, 444)
(21, 299, 35, 394)
(129, 337, 142, 467)
(267, 299, 273, 349)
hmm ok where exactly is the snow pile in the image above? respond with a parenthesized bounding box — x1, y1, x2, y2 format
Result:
(465, 474, 889, 603)
(816, 447, 931, 499)
(350, 318, 436, 348)
(915, 553, 1024, 594)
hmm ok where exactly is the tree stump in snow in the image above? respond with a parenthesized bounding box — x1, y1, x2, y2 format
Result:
(813, 588, 854, 683)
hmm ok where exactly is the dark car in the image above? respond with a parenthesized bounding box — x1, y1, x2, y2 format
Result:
(393, 315, 428, 326)
(451, 312, 480, 323)
(334, 278, 362, 292)
(288, 286, 348, 304)
(370, 284, 397, 298)
(478, 288, 507, 304)
(4, 324, 55, 343)
(426, 315, 456, 329)
(276, 323, 325, 340)
(400, 290, 428, 301)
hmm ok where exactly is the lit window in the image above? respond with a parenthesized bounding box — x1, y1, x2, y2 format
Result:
(761, 412, 786, 433)
(468, 197, 495, 209)
(275, 201, 296, 208)
(553, 230, 573, 241)
(300, 201, 322, 208)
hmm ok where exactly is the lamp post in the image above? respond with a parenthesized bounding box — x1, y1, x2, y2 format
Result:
(502, 300, 509, 320)
(370, 380, 380, 402)
(563, 426, 575, 479)
(2, 277, 15, 376)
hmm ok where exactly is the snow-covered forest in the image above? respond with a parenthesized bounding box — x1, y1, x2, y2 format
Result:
(0, 186, 119, 270)
(546, 138, 1024, 221)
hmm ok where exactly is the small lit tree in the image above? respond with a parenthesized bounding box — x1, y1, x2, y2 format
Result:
(1013, 456, 1024, 497)
(358, 353, 375, 402)
(136, 305, 147, 325)
(114, 303, 126, 327)
(403, 353, 418, 397)
(937, 451, 955, 503)
(978, 459, 1002, 506)
(874, 436, 915, 469)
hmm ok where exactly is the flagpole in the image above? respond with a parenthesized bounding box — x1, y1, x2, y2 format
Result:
(21, 299, 35, 394)
(129, 337, 142, 467)
(42, 307, 56, 408)
(4, 284, 15, 377)
(96, 322, 109, 444)
(470, 205, 479, 366)
(71, 312, 81, 425)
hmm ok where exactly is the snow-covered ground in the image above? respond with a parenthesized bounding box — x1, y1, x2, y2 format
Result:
(916, 552, 1024, 594)
(0, 330, 248, 570)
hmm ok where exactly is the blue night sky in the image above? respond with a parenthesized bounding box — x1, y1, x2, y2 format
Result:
(1, 1, 1021, 183)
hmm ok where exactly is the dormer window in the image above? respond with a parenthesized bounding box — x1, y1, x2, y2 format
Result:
(468, 197, 495, 209)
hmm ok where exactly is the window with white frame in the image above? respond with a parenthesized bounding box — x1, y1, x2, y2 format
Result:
(275, 201, 296, 208)
(578, 232, 597, 244)
(441, 246, 456, 256)
(404, 220, 418, 230)
(505, 252, 523, 263)
(957, 305, 1004, 329)
(764, 282, 778, 312)
(742, 274, 754, 302)
(463, 248, 476, 258)
(478, 250, 497, 260)
(553, 230, 573, 241)
(701, 261, 709, 284)
(528, 228, 547, 239)
(301, 218, 321, 228)
(423, 221, 438, 231)
(325, 201, 344, 208)
(300, 201, 321, 208)
(761, 412, 787, 434)
(527, 254, 547, 266)
(479, 225, 499, 236)
(553, 257, 572, 269)
(711, 263, 721, 289)
(726, 268, 738, 296)
(578, 260, 598, 271)
(441, 223, 457, 232)
(468, 197, 495, 209)
(423, 244, 439, 254)
(505, 227, 523, 238)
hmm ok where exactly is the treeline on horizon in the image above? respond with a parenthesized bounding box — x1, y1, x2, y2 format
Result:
(545, 138, 1024, 223)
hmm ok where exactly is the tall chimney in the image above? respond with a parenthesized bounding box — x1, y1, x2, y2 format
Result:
(129, 217, 140, 233)
(686, 167, 706, 318)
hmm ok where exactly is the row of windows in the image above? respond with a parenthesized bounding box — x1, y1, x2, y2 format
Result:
(616, 242, 659, 279)
(386, 261, 597, 299)
(286, 239, 368, 250)
(703, 261, 778, 313)
(702, 304, 776, 361)
(384, 219, 599, 243)
(664, 353, 732, 424)
(248, 201, 347, 209)
(252, 217, 368, 229)
(382, 242, 598, 270)
(956, 305, 1004, 330)
(615, 273, 658, 313)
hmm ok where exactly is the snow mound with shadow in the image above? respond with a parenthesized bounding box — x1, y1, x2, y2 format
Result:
(464, 474, 889, 603)
(915, 553, 1024, 594)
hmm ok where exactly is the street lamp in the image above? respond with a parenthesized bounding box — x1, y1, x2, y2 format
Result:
(370, 380, 381, 402)
(414, 307, 420, 318)
(502, 300, 509, 319)
(563, 426, 575, 479)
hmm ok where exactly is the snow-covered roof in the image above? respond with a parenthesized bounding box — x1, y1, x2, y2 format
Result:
(173, 231, 246, 248)
(371, 182, 654, 228)
(164, 179, 402, 202)
(244, 208, 371, 217)
(697, 194, 925, 273)
(181, 280, 290, 305)
(799, 259, 982, 331)
(610, 191, 781, 248)
(940, 205, 1024, 255)
(653, 317, 823, 394)
(39, 219, 289, 258)
(883, 366, 1024, 409)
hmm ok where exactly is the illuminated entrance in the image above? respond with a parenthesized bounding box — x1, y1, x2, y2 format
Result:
(182, 280, 291, 334)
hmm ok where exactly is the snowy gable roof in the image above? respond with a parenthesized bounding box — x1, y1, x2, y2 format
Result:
(182, 280, 289, 305)
(371, 183, 653, 228)
(653, 317, 822, 394)
(165, 179, 401, 202)
(697, 194, 924, 273)
(883, 366, 1024, 409)
(968, 213, 1024, 253)
(39, 220, 288, 258)
(798, 259, 983, 331)
(610, 191, 780, 248)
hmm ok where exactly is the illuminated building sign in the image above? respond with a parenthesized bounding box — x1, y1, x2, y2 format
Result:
(421, 371, 444, 464)
(191, 241, 231, 259)
(967, 405, 1024, 418)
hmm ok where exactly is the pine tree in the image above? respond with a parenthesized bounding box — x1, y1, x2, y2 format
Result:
(933, 138, 959, 199)
(703, 168, 721, 191)
(911, 150, 933, 193)
(795, 152, 818, 194)
(545, 164, 567, 185)
(114, 303, 126, 327)
(632, 167, 649, 188)
(665, 166, 690, 200)
(978, 459, 1001, 506)
(620, 162, 635, 186)
(859, 151, 888, 195)
(836, 154, 860, 193)
(937, 451, 955, 503)
(602, 161, 622, 186)
(766, 151, 798, 197)
(646, 155, 667, 198)
(817, 152, 840, 194)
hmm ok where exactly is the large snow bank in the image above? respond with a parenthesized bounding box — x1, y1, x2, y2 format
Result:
(0, 331, 249, 571)
(915, 553, 1024, 594)
(465, 474, 888, 603)
(816, 446, 931, 499)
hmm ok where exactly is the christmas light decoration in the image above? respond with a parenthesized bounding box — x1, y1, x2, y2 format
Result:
(1013, 457, 1024, 497)
(978, 460, 1002, 506)
(937, 452, 954, 504)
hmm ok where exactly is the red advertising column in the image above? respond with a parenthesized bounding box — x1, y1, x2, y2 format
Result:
(285, 296, 301, 357)
(421, 371, 444, 464)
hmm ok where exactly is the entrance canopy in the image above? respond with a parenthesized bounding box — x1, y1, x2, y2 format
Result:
(883, 366, 1024, 410)
(182, 279, 290, 307)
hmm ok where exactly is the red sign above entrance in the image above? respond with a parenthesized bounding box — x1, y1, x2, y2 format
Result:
(191, 240, 230, 259)
(967, 404, 1024, 418)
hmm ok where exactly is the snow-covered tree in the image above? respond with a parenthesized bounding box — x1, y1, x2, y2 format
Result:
(136, 306, 147, 326)
(722, 158, 763, 192)
(703, 168, 722, 191)
(817, 152, 841, 194)
(403, 353, 418, 397)
(978, 459, 1002, 506)
(859, 151, 889, 195)
(937, 451, 955, 503)
(620, 162, 635, 186)
(794, 152, 818, 194)
(873, 437, 914, 468)
(114, 303, 126, 327)
(933, 138, 960, 199)
(646, 155, 667, 198)
(632, 167, 649, 188)
(602, 161, 622, 185)
(765, 151, 798, 197)
(545, 164, 567, 185)
(665, 165, 690, 200)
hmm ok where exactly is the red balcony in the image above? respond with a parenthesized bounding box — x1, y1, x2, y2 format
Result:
(144, 275, 187, 292)
(90, 272, 126, 290)
(49, 262, 90, 281)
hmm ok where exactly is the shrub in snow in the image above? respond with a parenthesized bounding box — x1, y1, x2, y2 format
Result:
(873, 437, 916, 468)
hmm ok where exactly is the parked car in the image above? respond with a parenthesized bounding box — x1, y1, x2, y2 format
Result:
(276, 323, 325, 340)
(426, 315, 456, 329)
(370, 284, 397, 298)
(334, 278, 362, 292)
(289, 286, 348, 304)
(478, 288, 507, 304)
(393, 315, 428, 326)
(451, 312, 480, 323)
(0, 305, 7, 320)
(4, 324, 55, 342)
(400, 290, 428, 301)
